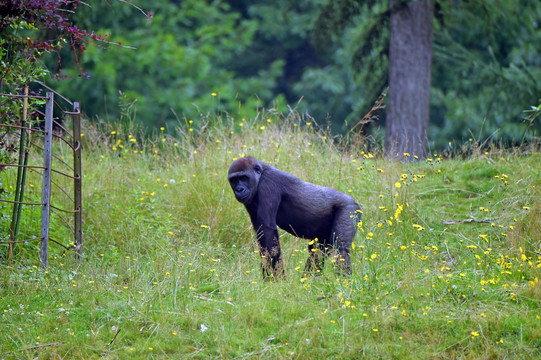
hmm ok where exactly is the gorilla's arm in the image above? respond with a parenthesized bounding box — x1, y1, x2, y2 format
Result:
(248, 179, 284, 278)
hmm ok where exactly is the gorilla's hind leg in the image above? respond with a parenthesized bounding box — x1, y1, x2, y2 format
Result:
(303, 240, 328, 276)
(330, 207, 358, 276)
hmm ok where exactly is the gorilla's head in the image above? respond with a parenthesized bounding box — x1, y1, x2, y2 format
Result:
(228, 156, 263, 204)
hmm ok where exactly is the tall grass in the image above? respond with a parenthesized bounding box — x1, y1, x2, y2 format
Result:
(0, 110, 540, 359)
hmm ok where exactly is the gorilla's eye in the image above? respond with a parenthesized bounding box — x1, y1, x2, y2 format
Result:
(254, 165, 262, 174)
(239, 175, 249, 182)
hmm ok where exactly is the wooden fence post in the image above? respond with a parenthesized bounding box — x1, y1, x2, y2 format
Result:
(40, 92, 53, 269)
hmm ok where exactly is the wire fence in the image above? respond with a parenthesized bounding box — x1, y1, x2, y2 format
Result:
(0, 86, 82, 269)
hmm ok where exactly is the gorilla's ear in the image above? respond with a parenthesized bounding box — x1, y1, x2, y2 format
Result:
(254, 164, 262, 174)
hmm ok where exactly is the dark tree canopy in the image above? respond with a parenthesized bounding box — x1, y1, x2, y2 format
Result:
(2, 0, 539, 149)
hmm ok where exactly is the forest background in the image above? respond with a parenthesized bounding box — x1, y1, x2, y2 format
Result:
(39, 0, 541, 150)
(1, 0, 540, 149)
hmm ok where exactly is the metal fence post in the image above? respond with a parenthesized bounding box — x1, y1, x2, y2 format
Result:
(40, 92, 53, 269)
(8, 86, 28, 260)
(73, 102, 83, 255)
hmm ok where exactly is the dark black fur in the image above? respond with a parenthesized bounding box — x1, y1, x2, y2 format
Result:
(228, 156, 361, 279)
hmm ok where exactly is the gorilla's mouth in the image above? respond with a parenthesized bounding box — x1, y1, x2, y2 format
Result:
(236, 193, 250, 203)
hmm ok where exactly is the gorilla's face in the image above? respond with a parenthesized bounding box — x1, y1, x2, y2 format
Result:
(228, 157, 262, 205)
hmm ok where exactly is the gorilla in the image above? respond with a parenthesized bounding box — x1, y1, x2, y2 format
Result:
(228, 156, 361, 279)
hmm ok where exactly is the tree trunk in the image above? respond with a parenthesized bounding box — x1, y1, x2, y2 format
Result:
(385, 0, 433, 160)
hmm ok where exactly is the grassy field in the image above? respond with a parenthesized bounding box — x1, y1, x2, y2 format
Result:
(1, 112, 540, 359)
